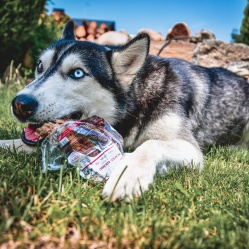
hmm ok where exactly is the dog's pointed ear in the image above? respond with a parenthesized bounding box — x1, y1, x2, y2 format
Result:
(111, 34, 150, 89)
(61, 20, 75, 40)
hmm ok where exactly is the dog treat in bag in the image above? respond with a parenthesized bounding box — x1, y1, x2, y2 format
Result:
(41, 116, 123, 181)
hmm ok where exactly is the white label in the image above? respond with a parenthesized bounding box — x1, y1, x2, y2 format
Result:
(68, 142, 122, 181)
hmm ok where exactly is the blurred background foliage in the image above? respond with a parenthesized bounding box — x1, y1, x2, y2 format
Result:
(232, 0, 249, 45)
(0, 0, 70, 80)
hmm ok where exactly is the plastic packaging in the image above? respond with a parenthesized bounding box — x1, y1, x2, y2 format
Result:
(41, 116, 123, 181)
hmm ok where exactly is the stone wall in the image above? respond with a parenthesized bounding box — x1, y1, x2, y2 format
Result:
(194, 40, 249, 80)
(149, 39, 249, 81)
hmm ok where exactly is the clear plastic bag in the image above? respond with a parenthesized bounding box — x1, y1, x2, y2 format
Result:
(41, 116, 123, 181)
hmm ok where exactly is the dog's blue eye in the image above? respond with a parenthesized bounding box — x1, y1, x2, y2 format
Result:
(69, 69, 85, 79)
(37, 60, 43, 73)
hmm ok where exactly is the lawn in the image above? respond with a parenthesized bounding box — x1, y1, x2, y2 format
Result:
(0, 85, 249, 248)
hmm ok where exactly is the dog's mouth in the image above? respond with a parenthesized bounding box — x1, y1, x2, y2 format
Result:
(21, 111, 83, 146)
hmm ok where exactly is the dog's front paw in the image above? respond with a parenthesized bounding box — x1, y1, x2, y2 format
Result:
(102, 153, 156, 202)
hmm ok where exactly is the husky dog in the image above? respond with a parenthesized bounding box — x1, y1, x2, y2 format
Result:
(2, 21, 249, 201)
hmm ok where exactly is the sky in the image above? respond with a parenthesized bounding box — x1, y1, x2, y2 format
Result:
(47, 0, 247, 42)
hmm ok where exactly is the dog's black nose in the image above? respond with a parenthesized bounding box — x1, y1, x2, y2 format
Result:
(12, 95, 38, 121)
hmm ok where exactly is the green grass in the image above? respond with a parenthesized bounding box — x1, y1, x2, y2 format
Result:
(0, 86, 249, 248)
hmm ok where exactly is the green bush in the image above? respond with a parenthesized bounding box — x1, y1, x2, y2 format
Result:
(31, 14, 71, 70)
(232, 1, 249, 44)
(0, 0, 70, 79)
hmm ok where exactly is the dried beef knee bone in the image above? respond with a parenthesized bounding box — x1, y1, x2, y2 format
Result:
(36, 120, 64, 138)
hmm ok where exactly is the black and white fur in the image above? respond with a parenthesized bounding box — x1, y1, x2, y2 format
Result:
(2, 21, 249, 201)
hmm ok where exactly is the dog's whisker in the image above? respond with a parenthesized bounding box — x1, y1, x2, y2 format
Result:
(124, 110, 137, 119)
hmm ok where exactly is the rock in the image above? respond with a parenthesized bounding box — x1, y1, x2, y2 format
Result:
(194, 29, 216, 40)
(190, 29, 216, 43)
(138, 28, 164, 41)
(166, 22, 192, 41)
(188, 39, 249, 81)
(87, 21, 97, 35)
(193, 40, 249, 68)
(74, 20, 114, 41)
(95, 31, 131, 46)
(150, 34, 249, 81)
(86, 34, 95, 40)
(75, 26, 86, 38)
(224, 62, 249, 79)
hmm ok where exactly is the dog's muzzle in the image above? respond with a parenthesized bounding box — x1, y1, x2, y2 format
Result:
(12, 94, 38, 122)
